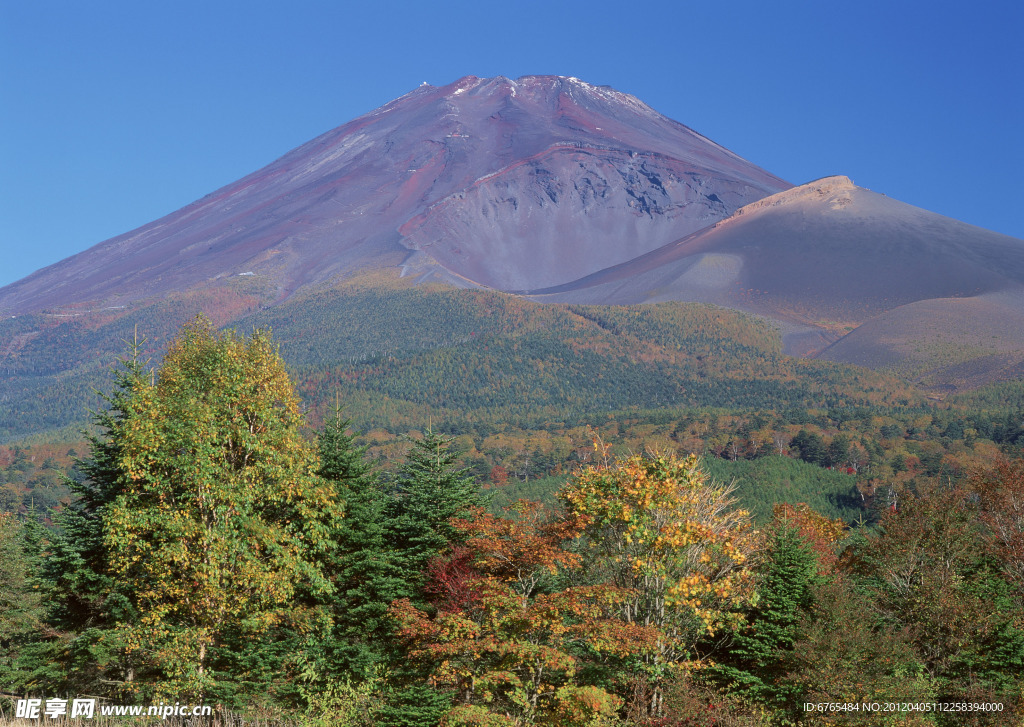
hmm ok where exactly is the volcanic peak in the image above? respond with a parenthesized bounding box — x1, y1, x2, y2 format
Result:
(0, 75, 789, 313)
(1, 75, 1023, 394)
(727, 175, 856, 220)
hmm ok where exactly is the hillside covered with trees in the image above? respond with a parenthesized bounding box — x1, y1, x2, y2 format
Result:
(0, 277, 920, 443)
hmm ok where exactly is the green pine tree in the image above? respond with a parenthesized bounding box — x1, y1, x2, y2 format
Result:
(0, 511, 47, 693)
(306, 409, 409, 684)
(35, 343, 148, 695)
(711, 522, 825, 710)
(385, 427, 484, 584)
(376, 684, 453, 727)
(318, 407, 376, 488)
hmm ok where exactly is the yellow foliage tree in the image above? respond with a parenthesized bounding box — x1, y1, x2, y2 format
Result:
(104, 316, 343, 698)
(390, 501, 653, 725)
(557, 451, 757, 715)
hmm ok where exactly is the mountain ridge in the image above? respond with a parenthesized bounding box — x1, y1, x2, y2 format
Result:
(1, 74, 1023, 396)
(0, 75, 789, 314)
(522, 174, 1024, 367)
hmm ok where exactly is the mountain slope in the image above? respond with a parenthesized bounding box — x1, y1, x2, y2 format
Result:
(1, 75, 1023, 445)
(0, 75, 789, 314)
(525, 176, 1024, 378)
(0, 275, 917, 442)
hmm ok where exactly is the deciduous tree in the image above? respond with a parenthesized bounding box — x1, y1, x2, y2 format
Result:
(390, 502, 648, 725)
(971, 457, 1024, 594)
(845, 480, 1024, 714)
(104, 316, 343, 699)
(557, 452, 757, 715)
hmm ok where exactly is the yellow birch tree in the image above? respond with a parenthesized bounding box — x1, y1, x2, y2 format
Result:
(557, 451, 757, 716)
(104, 316, 342, 699)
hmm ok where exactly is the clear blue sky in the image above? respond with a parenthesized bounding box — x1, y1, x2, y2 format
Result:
(2, 0, 1022, 289)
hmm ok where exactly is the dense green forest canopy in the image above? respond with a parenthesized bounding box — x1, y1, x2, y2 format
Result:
(1, 277, 924, 443)
(10, 277, 1021, 525)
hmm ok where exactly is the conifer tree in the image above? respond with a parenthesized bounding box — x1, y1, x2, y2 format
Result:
(310, 409, 407, 682)
(37, 343, 147, 694)
(0, 512, 47, 692)
(385, 427, 485, 585)
(368, 428, 487, 721)
(790, 429, 827, 466)
(711, 522, 826, 710)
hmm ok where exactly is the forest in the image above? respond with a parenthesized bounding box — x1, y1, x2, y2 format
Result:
(0, 279, 920, 443)
(2, 316, 1023, 726)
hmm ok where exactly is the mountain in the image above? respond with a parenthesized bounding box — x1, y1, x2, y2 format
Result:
(0, 75, 788, 314)
(525, 176, 1024, 376)
(1, 75, 1023, 442)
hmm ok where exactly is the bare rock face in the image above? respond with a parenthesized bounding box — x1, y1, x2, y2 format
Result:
(0, 75, 789, 314)
(399, 150, 761, 291)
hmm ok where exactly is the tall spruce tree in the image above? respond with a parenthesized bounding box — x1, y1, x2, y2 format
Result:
(309, 409, 408, 683)
(0, 511, 48, 693)
(711, 522, 826, 711)
(385, 427, 484, 585)
(36, 343, 147, 695)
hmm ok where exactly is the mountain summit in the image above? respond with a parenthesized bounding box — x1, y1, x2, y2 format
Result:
(0, 75, 789, 313)
(3, 74, 1024, 390)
